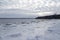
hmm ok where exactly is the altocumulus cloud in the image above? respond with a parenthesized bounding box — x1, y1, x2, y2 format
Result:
(0, 0, 60, 9)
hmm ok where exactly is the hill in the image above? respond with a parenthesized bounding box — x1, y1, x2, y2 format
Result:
(36, 14, 60, 19)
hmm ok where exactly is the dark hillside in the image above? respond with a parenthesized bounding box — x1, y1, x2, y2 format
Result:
(36, 14, 60, 19)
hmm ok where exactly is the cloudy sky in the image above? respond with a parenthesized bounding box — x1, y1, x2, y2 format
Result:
(0, 0, 60, 10)
(0, 0, 60, 18)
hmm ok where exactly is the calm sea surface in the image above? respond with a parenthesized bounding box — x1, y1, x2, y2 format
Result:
(0, 19, 60, 40)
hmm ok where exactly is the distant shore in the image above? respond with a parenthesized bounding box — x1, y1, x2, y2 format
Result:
(36, 14, 60, 19)
(0, 14, 60, 19)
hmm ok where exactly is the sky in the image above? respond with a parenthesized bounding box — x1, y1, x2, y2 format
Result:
(0, 0, 60, 18)
(0, 0, 60, 10)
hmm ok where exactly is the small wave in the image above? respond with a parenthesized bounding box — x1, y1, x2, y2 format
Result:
(5, 23, 12, 25)
(6, 33, 22, 38)
(0, 36, 2, 40)
(0, 23, 17, 31)
(2, 23, 16, 27)
(21, 22, 30, 24)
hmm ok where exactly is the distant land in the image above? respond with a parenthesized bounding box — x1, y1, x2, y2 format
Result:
(0, 14, 60, 19)
(36, 14, 60, 19)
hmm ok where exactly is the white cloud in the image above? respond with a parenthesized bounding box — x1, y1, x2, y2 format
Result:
(0, 0, 60, 11)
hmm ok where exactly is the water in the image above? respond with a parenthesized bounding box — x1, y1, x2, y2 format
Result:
(0, 19, 60, 40)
